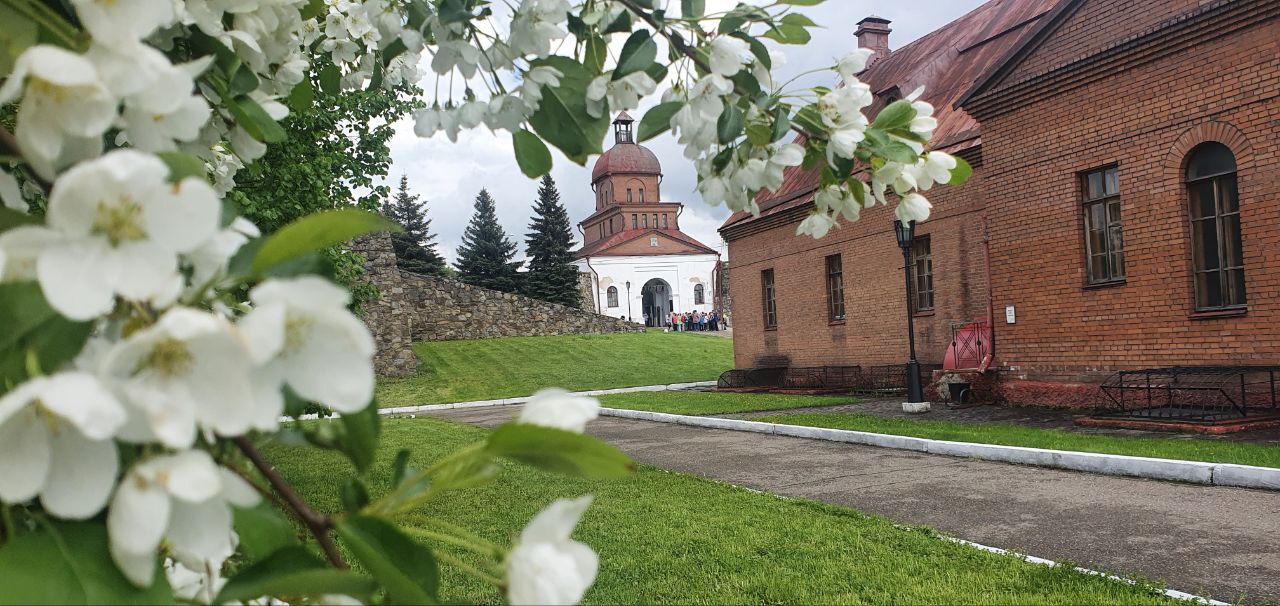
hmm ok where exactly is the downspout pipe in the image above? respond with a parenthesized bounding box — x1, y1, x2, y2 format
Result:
(977, 216, 996, 373)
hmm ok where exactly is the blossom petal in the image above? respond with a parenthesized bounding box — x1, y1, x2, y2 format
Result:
(167, 499, 235, 572)
(110, 539, 159, 588)
(0, 407, 50, 503)
(36, 372, 126, 440)
(521, 495, 593, 545)
(142, 177, 221, 253)
(160, 449, 222, 502)
(109, 241, 180, 301)
(108, 475, 171, 556)
(36, 238, 118, 321)
(41, 429, 118, 519)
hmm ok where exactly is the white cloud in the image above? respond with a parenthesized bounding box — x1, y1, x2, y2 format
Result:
(379, 1, 988, 265)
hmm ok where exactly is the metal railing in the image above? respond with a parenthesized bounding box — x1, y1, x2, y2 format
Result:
(1097, 365, 1280, 422)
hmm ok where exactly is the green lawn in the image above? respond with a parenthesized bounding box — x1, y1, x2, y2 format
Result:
(598, 391, 852, 415)
(375, 332, 733, 407)
(268, 418, 1175, 604)
(755, 412, 1280, 469)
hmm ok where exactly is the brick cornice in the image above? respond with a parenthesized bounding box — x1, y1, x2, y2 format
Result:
(965, 0, 1279, 120)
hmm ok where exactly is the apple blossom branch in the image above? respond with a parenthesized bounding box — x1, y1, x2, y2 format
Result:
(233, 436, 347, 569)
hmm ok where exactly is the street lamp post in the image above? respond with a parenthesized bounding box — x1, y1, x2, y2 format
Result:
(894, 219, 927, 409)
(625, 281, 632, 323)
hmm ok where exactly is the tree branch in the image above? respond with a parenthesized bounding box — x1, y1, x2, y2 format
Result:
(233, 436, 347, 569)
(0, 125, 53, 193)
(616, 0, 810, 139)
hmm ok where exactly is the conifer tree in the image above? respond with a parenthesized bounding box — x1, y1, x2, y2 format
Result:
(455, 188, 520, 292)
(384, 175, 448, 276)
(523, 175, 581, 308)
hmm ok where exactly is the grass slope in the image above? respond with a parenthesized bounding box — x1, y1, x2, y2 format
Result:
(375, 332, 733, 407)
(597, 391, 851, 415)
(269, 418, 1175, 604)
(755, 412, 1280, 469)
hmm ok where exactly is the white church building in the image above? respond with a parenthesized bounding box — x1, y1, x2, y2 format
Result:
(574, 113, 720, 327)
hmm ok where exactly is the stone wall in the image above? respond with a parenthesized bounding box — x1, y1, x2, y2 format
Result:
(353, 232, 643, 376)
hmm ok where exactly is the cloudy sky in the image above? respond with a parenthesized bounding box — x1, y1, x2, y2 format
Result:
(380, 0, 989, 264)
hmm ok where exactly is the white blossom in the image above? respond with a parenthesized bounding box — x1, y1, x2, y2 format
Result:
(0, 225, 56, 281)
(71, 0, 176, 51)
(0, 46, 116, 179)
(36, 150, 221, 320)
(507, 496, 598, 606)
(586, 72, 658, 119)
(107, 450, 232, 587)
(100, 307, 259, 448)
(836, 49, 875, 85)
(518, 389, 600, 433)
(708, 36, 751, 77)
(0, 372, 125, 519)
(896, 192, 932, 223)
(796, 211, 838, 239)
(0, 169, 23, 211)
(239, 277, 376, 422)
(509, 0, 570, 58)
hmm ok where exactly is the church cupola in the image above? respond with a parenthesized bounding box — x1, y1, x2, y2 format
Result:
(613, 112, 634, 144)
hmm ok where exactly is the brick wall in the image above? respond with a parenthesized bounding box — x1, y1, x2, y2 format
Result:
(725, 173, 991, 370)
(978, 6, 1280, 385)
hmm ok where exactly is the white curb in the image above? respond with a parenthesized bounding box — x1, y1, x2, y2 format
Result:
(363, 384, 1278, 491)
(594, 408, 1279, 491)
(946, 537, 1230, 605)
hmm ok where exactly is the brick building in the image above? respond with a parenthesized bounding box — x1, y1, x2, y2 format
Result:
(720, 0, 1280, 408)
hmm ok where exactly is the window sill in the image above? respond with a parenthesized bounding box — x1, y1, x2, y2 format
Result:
(1189, 306, 1248, 320)
(913, 310, 936, 318)
(828, 319, 846, 326)
(764, 326, 778, 332)
(1083, 279, 1126, 291)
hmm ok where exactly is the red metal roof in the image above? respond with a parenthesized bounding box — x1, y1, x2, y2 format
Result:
(575, 228, 717, 258)
(721, 0, 1063, 232)
(591, 142, 662, 182)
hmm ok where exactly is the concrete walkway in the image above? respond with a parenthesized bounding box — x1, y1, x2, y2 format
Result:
(428, 406, 1280, 603)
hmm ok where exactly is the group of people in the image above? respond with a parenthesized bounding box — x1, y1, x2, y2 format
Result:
(670, 310, 726, 332)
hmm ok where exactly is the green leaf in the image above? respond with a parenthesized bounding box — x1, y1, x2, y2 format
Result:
(780, 12, 819, 27)
(155, 151, 207, 183)
(342, 478, 371, 513)
(0, 522, 171, 604)
(318, 63, 341, 96)
(229, 95, 287, 144)
(583, 35, 607, 74)
(871, 99, 916, 130)
(681, 0, 704, 18)
(526, 57, 610, 165)
(337, 516, 439, 605)
(637, 101, 682, 142)
(251, 208, 399, 274)
(949, 155, 973, 186)
(770, 106, 791, 142)
(761, 23, 811, 44)
(613, 30, 656, 80)
(717, 101, 744, 145)
(0, 206, 40, 232)
(878, 139, 921, 164)
(513, 129, 553, 178)
(286, 80, 315, 113)
(229, 65, 260, 96)
(0, 282, 93, 390)
(232, 504, 296, 562)
(0, 4, 38, 78)
(339, 402, 380, 472)
(216, 546, 375, 604)
(485, 423, 634, 479)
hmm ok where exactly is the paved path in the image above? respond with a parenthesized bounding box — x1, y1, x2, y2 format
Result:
(428, 406, 1280, 603)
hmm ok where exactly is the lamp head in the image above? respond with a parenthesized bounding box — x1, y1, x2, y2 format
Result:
(894, 219, 915, 250)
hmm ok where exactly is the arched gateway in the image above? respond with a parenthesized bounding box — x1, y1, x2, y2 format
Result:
(573, 113, 721, 325)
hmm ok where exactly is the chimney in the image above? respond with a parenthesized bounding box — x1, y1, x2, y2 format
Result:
(855, 16, 892, 65)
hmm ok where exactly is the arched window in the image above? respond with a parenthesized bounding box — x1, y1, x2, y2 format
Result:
(694, 284, 705, 305)
(639, 188, 645, 203)
(607, 286, 619, 308)
(627, 188, 633, 202)
(1185, 142, 1244, 310)
(641, 214, 648, 228)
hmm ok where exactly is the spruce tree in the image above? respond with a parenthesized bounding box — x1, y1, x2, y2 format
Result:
(523, 175, 581, 308)
(455, 188, 520, 292)
(384, 175, 448, 276)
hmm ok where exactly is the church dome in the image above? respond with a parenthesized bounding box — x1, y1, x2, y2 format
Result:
(591, 112, 661, 182)
(591, 142, 662, 181)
